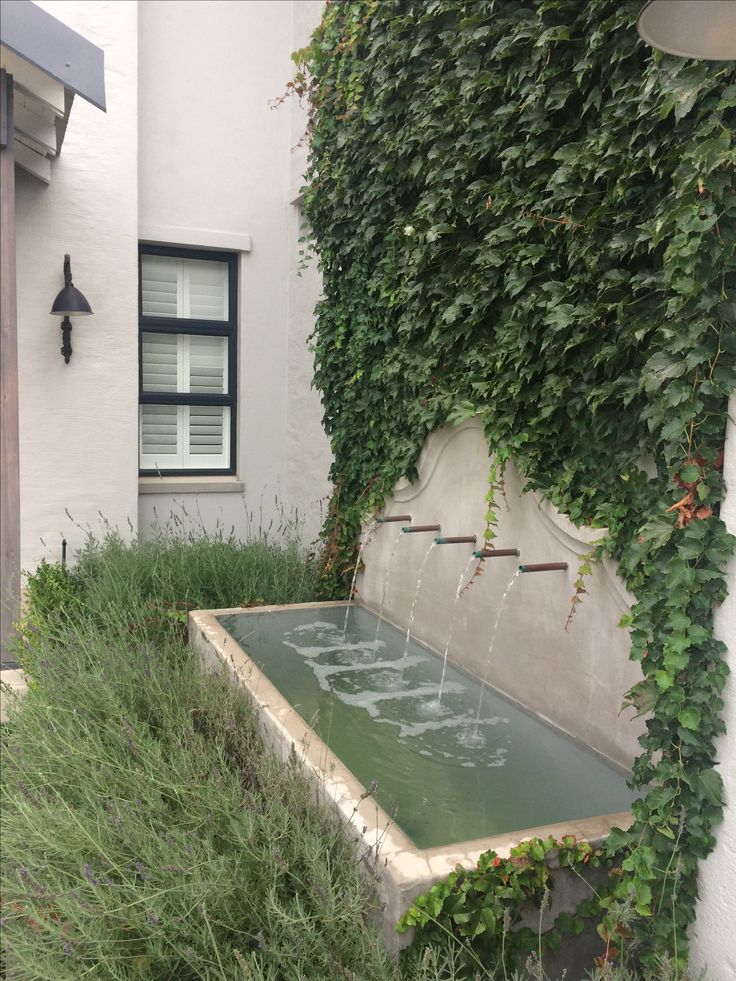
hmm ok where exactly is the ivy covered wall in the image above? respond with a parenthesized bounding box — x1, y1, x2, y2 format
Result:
(298, 0, 735, 969)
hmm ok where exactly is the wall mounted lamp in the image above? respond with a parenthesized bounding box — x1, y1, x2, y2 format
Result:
(50, 254, 93, 364)
(637, 0, 736, 60)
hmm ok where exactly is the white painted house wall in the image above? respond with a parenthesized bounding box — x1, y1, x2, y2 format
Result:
(286, 0, 332, 548)
(136, 0, 331, 546)
(15, 0, 139, 572)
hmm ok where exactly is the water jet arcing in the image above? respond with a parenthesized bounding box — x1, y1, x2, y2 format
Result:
(400, 540, 438, 670)
(343, 518, 377, 635)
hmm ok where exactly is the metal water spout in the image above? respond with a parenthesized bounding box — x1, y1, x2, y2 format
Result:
(473, 548, 520, 558)
(402, 525, 441, 533)
(435, 536, 477, 545)
(519, 562, 568, 573)
(376, 515, 412, 523)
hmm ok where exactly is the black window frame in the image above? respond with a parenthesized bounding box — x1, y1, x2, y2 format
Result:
(138, 244, 238, 477)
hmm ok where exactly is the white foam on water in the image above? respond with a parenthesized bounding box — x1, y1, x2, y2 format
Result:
(316, 655, 424, 680)
(336, 683, 445, 717)
(322, 656, 411, 677)
(283, 640, 385, 661)
(279, 610, 512, 770)
(376, 713, 508, 739)
(291, 620, 340, 633)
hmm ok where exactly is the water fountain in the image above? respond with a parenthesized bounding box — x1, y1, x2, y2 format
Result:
(189, 419, 642, 956)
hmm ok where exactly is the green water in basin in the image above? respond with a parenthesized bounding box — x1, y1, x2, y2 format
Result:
(217, 605, 635, 849)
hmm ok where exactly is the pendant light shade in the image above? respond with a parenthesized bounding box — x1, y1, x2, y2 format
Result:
(637, 1, 736, 61)
(50, 284, 93, 316)
(50, 254, 93, 316)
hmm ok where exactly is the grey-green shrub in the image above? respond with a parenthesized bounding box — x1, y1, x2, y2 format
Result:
(2, 614, 397, 980)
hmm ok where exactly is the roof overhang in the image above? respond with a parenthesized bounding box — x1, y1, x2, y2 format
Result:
(0, 0, 106, 183)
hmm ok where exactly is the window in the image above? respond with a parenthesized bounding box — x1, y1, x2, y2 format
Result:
(139, 246, 237, 474)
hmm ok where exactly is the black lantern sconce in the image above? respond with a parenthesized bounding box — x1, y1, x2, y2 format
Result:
(50, 254, 93, 364)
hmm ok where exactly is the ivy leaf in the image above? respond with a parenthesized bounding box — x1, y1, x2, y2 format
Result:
(655, 670, 675, 691)
(678, 707, 701, 731)
(643, 352, 687, 392)
(696, 769, 724, 807)
(678, 464, 700, 483)
(623, 679, 658, 718)
(605, 826, 631, 854)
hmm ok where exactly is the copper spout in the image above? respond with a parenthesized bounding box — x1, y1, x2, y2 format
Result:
(402, 525, 441, 533)
(376, 515, 412, 523)
(474, 548, 520, 558)
(435, 536, 477, 545)
(519, 562, 568, 572)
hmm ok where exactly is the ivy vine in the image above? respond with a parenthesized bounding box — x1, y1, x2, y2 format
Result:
(397, 835, 609, 975)
(296, 0, 735, 971)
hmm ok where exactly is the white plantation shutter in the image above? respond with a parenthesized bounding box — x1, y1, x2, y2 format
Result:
(141, 255, 228, 321)
(189, 335, 227, 393)
(141, 334, 227, 395)
(188, 406, 227, 462)
(141, 256, 178, 317)
(141, 333, 178, 392)
(187, 262, 228, 321)
(139, 406, 230, 470)
(139, 249, 235, 473)
(140, 405, 179, 462)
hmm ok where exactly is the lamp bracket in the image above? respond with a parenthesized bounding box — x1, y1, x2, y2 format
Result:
(60, 316, 72, 364)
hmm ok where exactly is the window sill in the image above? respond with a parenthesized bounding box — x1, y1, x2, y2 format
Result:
(138, 476, 244, 496)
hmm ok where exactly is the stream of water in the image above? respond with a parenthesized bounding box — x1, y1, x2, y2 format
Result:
(432, 555, 480, 710)
(343, 520, 377, 636)
(373, 530, 405, 651)
(469, 568, 521, 744)
(400, 540, 438, 669)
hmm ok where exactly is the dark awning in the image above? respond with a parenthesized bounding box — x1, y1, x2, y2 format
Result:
(0, 0, 105, 111)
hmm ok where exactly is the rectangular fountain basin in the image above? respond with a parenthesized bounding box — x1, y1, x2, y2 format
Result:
(189, 601, 634, 951)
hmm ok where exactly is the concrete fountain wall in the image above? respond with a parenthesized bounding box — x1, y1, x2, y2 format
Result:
(357, 418, 645, 770)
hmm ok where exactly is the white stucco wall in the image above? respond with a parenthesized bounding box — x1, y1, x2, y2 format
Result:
(137, 0, 331, 546)
(286, 0, 332, 548)
(15, 0, 139, 573)
(690, 393, 736, 980)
